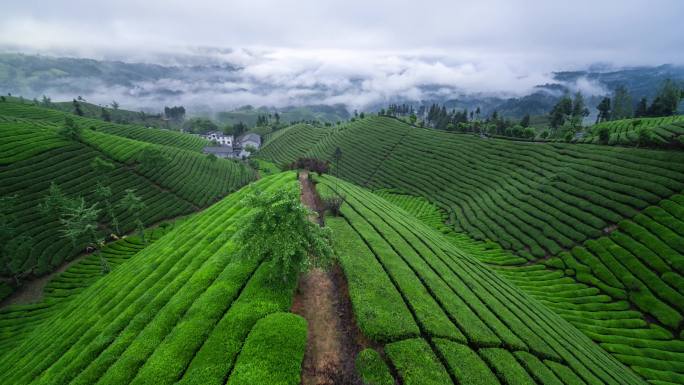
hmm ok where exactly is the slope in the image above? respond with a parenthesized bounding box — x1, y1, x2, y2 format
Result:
(316, 175, 645, 385)
(0, 110, 256, 293)
(0, 172, 307, 385)
(378, 191, 684, 384)
(0, 99, 208, 152)
(258, 123, 332, 165)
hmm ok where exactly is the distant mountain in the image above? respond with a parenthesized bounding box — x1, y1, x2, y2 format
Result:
(0, 52, 682, 120)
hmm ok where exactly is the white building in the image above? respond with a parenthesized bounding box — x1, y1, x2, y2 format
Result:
(201, 131, 233, 146)
(236, 133, 262, 158)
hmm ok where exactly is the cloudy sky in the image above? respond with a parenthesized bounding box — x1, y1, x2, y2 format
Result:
(1, 0, 682, 110)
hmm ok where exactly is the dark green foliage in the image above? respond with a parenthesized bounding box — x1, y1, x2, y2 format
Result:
(234, 187, 333, 282)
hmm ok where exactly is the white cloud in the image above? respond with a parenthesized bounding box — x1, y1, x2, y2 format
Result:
(0, 0, 682, 111)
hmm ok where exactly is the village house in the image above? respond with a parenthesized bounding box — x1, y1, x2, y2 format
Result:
(202, 132, 262, 159)
(200, 131, 233, 146)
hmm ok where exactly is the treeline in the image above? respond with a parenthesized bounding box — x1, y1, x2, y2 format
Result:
(595, 79, 683, 123)
(380, 102, 535, 139)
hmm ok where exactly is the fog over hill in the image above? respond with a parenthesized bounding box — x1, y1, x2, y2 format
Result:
(1, 0, 683, 117)
(2, 52, 683, 119)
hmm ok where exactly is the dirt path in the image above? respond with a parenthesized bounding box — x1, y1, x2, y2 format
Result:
(292, 171, 362, 385)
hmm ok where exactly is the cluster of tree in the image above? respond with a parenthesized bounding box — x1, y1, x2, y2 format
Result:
(224, 121, 248, 136)
(164, 106, 186, 123)
(255, 112, 280, 127)
(284, 157, 330, 175)
(596, 80, 683, 123)
(382, 103, 415, 116)
(182, 118, 219, 134)
(549, 92, 589, 129)
(72, 99, 84, 116)
(1, 158, 147, 286)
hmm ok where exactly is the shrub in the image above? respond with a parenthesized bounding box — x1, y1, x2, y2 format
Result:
(234, 187, 334, 282)
(323, 194, 345, 216)
(286, 157, 330, 175)
(355, 349, 393, 385)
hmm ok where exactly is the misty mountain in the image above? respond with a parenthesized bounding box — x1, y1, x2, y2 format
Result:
(1, 52, 682, 120)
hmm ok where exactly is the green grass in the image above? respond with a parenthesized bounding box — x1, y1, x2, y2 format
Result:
(0, 224, 175, 354)
(273, 116, 684, 260)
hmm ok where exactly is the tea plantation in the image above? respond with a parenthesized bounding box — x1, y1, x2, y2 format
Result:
(0, 100, 255, 297)
(258, 115, 684, 384)
(1, 107, 683, 384)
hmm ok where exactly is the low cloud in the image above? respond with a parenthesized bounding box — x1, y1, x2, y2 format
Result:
(1, 0, 682, 113)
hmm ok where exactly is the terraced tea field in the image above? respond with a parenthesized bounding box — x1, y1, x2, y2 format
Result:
(259, 116, 684, 384)
(377, 191, 684, 384)
(318, 176, 645, 385)
(0, 101, 255, 297)
(580, 115, 684, 147)
(0, 223, 175, 353)
(0, 172, 306, 385)
(2, 105, 683, 384)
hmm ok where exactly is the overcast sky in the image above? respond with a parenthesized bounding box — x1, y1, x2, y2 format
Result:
(1, 0, 682, 109)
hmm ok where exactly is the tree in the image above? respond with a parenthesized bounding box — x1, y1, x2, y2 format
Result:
(520, 114, 530, 128)
(522, 127, 535, 139)
(596, 97, 611, 123)
(73, 99, 84, 116)
(60, 198, 110, 273)
(111, 100, 119, 110)
(611, 85, 633, 120)
(101, 107, 111, 122)
(634, 97, 648, 117)
(647, 79, 682, 117)
(244, 144, 257, 156)
(41, 95, 51, 107)
(0, 96, 5, 102)
(164, 106, 186, 123)
(234, 188, 333, 283)
(571, 92, 589, 123)
(91, 157, 118, 235)
(59, 117, 82, 140)
(39, 182, 74, 219)
(549, 96, 573, 129)
(119, 189, 146, 243)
